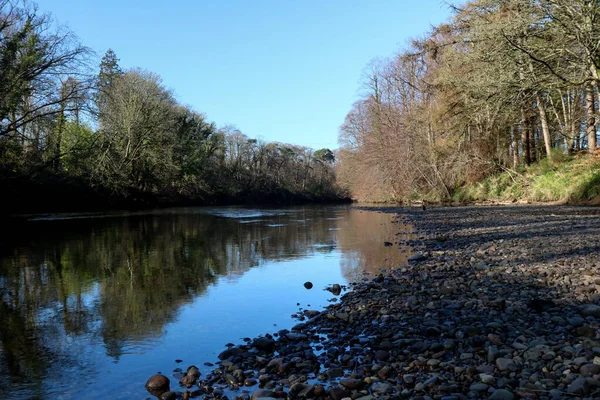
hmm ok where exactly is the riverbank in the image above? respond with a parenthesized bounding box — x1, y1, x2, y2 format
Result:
(150, 205, 600, 400)
(0, 173, 350, 216)
(451, 153, 600, 205)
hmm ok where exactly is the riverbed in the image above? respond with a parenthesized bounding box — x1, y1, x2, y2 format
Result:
(0, 206, 413, 399)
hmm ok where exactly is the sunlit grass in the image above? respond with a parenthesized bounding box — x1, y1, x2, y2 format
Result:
(452, 153, 600, 203)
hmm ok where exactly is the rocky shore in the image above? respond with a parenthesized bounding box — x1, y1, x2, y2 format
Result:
(147, 205, 600, 400)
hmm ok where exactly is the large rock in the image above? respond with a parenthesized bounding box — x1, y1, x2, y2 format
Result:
(145, 374, 170, 393)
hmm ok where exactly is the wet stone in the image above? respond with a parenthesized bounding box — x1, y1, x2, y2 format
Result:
(252, 337, 275, 352)
(251, 389, 276, 399)
(329, 386, 350, 400)
(145, 374, 170, 392)
(218, 347, 244, 360)
(160, 392, 177, 400)
(340, 378, 364, 390)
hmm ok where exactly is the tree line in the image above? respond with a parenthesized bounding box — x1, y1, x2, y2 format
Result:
(337, 0, 600, 202)
(0, 0, 344, 212)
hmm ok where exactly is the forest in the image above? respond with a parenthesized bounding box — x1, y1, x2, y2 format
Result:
(0, 0, 343, 212)
(2, 0, 600, 211)
(337, 0, 600, 202)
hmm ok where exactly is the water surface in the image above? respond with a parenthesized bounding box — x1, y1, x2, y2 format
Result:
(0, 206, 412, 399)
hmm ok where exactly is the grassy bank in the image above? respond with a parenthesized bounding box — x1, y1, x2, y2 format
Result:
(452, 153, 600, 204)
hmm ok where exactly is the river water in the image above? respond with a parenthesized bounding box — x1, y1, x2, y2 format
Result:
(0, 206, 412, 399)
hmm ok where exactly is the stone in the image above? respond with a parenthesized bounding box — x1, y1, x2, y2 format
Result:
(474, 262, 489, 270)
(286, 332, 308, 341)
(251, 390, 276, 400)
(480, 374, 495, 385)
(289, 383, 312, 397)
(253, 337, 275, 352)
(303, 281, 313, 289)
(568, 316, 586, 327)
(374, 350, 390, 361)
(160, 392, 177, 400)
(488, 345, 499, 363)
(581, 304, 600, 318)
(496, 358, 517, 372)
(409, 254, 427, 262)
(567, 377, 589, 396)
(218, 347, 244, 360)
(580, 363, 600, 374)
(186, 365, 200, 378)
(329, 386, 350, 400)
(330, 283, 342, 296)
(489, 389, 515, 400)
(372, 382, 394, 394)
(145, 374, 170, 392)
(469, 383, 489, 392)
(423, 375, 439, 387)
(179, 375, 196, 387)
(340, 379, 364, 390)
(576, 326, 596, 337)
(224, 374, 238, 385)
(326, 368, 344, 378)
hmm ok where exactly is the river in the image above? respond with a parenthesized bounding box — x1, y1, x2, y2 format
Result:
(0, 206, 412, 399)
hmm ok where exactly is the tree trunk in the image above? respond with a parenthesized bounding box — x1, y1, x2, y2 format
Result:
(511, 125, 519, 169)
(54, 106, 65, 171)
(530, 116, 537, 163)
(585, 83, 597, 153)
(566, 119, 576, 155)
(520, 107, 531, 166)
(535, 92, 553, 159)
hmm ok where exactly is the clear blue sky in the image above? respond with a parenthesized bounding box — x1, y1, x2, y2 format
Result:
(38, 0, 452, 150)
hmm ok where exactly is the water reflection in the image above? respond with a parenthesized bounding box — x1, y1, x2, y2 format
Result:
(337, 210, 414, 281)
(0, 207, 411, 399)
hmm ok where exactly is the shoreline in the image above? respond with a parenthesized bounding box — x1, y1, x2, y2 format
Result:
(147, 205, 600, 400)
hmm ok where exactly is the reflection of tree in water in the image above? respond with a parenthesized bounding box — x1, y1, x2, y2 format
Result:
(336, 210, 413, 282)
(0, 208, 341, 393)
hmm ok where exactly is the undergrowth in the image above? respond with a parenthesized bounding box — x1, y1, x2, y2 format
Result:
(452, 153, 600, 203)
